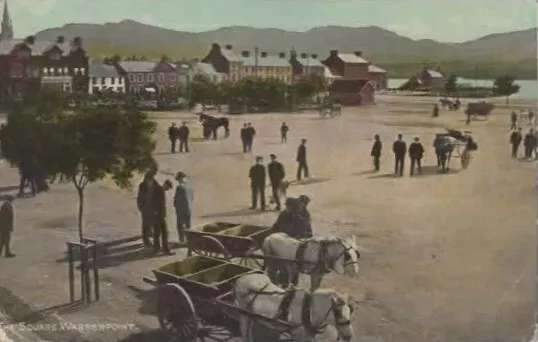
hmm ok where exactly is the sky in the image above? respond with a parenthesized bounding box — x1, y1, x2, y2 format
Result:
(3, 0, 537, 43)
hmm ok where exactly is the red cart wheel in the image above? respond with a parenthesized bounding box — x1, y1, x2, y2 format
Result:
(191, 236, 231, 260)
(157, 283, 199, 342)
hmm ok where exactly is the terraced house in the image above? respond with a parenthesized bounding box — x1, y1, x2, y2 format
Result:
(88, 59, 125, 94)
(116, 58, 183, 94)
(239, 49, 294, 83)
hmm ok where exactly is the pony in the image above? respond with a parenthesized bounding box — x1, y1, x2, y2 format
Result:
(262, 233, 360, 291)
(233, 273, 355, 342)
(198, 113, 230, 140)
(433, 135, 454, 173)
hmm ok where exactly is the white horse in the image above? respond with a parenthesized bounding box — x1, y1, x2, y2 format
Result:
(262, 233, 360, 291)
(233, 273, 354, 342)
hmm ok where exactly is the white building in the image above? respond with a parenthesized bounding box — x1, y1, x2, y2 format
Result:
(88, 60, 125, 94)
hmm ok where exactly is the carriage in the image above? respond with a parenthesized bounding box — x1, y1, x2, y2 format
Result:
(318, 101, 341, 118)
(441, 128, 477, 169)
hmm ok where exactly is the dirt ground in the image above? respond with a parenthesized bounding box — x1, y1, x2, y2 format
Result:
(0, 94, 536, 342)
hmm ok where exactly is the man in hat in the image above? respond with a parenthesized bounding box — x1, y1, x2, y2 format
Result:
(392, 134, 406, 177)
(510, 111, 518, 130)
(137, 170, 159, 247)
(524, 128, 537, 159)
(509, 127, 523, 158)
(296, 139, 309, 181)
(178, 122, 190, 153)
(280, 122, 289, 144)
(408, 137, 425, 176)
(268, 154, 285, 211)
(153, 180, 174, 255)
(174, 171, 194, 243)
(371, 134, 382, 172)
(168, 123, 179, 153)
(0, 195, 15, 258)
(272, 197, 312, 239)
(249, 156, 266, 210)
(298, 195, 312, 226)
(246, 123, 256, 152)
(240, 123, 248, 153)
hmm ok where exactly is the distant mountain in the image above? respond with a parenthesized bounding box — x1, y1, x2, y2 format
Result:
(33, 21, 537, 77)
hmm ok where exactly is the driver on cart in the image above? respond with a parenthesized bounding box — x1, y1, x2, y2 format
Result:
(272, 197, 312, 239)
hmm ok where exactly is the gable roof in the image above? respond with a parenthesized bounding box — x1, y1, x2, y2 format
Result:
(0, 39, 79, 56)
(424, 70, 443, 78)
(324, 66, 340, 79)
(118, 61, 156, 73)
(89, 60, 121, 78)
(329, 79, 371, 93)
(368, 64, 387, 73)
(337, 53, 369, 64)
(221, 49, 242, 62)
(242, 54, 291, 67)
(295, 57, 324, 68)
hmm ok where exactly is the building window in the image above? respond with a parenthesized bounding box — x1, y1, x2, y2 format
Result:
(101, 77, 106, 84)
(169, 74, 176, 82)
(80, 68, 85, 75)
(93, 77, 99, 84)
(129, 74, 135, 82)
(111, 77, 115, 85)
(147, 73, 154, 82)
(118, 78, 122, 84)
(137, 73, 143, 82)
(74, 68, 79, 74)
(158, 73, 165, 82)
(64, 67, 69, 74)
(42, 67, 48, 75)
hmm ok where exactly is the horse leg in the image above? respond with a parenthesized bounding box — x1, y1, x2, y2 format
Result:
(239, 316, 249, 342)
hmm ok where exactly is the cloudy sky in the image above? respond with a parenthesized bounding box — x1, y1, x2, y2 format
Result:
(3, 0, 537, 42)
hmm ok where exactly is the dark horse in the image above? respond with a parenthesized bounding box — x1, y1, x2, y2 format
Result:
(199, 113, 230, 140)
(434, 134, 454, 173)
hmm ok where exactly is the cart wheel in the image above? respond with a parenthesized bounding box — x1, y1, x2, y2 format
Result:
(191, 236, 231, 260)
(247, 321, 293, 342)
(197, 323, 233, 342)
(239, 247, 264, 269)
(461, 150, 471, 169)
(157, 283, 199, 342)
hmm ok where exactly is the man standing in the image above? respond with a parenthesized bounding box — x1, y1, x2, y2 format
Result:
(178, 122, 190, 153)
(296, 139, 309, 181)
(153, 180, 174, 255)
(0, 195, 15, 258)
(18, 157, 36, 197)
(510, 112, 518, 130)
(524, 128, 537, 159)
(168, 123, 179, 153)
(240, 124, 248, 153)
(246, 123, 256, 152)
(137, 170, 159, 247)
(432, 104, 439, 118)
(268, 154, 285, 211)
(249, 156, 266, 211)
(174, 172, 194, 244)
(280, 123, 289, 144)
(392, 134, 406, 177)
(371, 134, 382, 172)
(433, 134, 444, 168)
(408, 137, 425, 176)
(509, 128, 523, 158)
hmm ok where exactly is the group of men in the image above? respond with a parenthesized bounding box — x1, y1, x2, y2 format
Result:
(371, 134, 425, 176)
(168, 122, 190, 153)
(240, 123, 257, 152)
(136, 169, 194, 254)
(510, 110, 535, 130)
(510, 127, 537, 160)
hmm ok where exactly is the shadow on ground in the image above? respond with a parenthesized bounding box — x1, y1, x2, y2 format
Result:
(128, 285, 157, 316)
(352, 170, 378, 176)
(0, 185, 18, 193)
(289, 177, 332, 186)
(200, 208, 269, 219)
(368, 166, 460, 179)
(115, 330, 167, 342)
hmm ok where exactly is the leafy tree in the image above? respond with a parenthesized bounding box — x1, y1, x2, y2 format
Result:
(493, 75, 520, 105)
(398, 76, 420, 91)
(444, 74, 458, 99)
(187, 75, 219, 107)
(0, 92, 157, 242)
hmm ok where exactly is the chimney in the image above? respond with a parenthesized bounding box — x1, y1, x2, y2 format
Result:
(330, 49, 338, 56)
(300, 53, 307, 59)
(71, 36, 82, 47)
(260, 52, 268, 58)
(354, 51, 363, 57)
(24, 36, 35, 45)
(290, 50, 297, 58)
(225, 44, 232, 50)
(311, 54, 318, 59)
(212, 43, 221, 50)
(241, 51, 250, 57)
(56, 36, 65, 44)
(279, 52, 286, 58)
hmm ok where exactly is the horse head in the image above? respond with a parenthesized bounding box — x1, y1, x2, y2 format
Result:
(324, 236, 360, 276)
(309, 290, 353, 341)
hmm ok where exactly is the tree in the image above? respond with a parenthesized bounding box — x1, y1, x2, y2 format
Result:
(493, 75, 520, 105)
(187, 75, 219, 107)
(0, 92, 157, 242)
(444, 74, 458, 99)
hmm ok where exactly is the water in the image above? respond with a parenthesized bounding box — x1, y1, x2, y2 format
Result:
(388, 78, 537, 100)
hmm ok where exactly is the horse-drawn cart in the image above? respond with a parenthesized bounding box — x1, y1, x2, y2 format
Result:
(443, 128, 478, 169)
(143, 256, 295, 342)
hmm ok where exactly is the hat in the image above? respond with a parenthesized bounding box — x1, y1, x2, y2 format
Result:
(256, 156, 263, 161)
(285, 198, 296, 206)
(298, 195, 311, 204)
(269, 154, 276, 158)
(163, 179, 173, 187)
(175, 171, 186, 180)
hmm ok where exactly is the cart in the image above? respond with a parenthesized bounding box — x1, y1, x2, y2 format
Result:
(143, 255, 295, 342)
(444, 129, 476, 169)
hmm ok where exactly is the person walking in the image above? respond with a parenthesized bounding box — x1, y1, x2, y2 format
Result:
(371, 134, 382, 172)
(168, 123, 179, 153)
(249, 156, 266, 211)
(246, 123, 256, 152)
(240, 124, 248, 153)
(174, 172, 194, 244)
(509, 128, 523, 158)
(392, 134, 406, 177)
(296, 139, 309, 181)
(136, 170, 159, 247)
(432, 104, 439, 118)
(152, 180, 174, 255)
(268, 154, 285, 211)
(408, 137, 425, 176)
(0, 195, 15, 258)
(524, 128, 537, 159)
(280, 122, 289, 144)
(510, 111, 518, 130)
(178, 122, 190, 153)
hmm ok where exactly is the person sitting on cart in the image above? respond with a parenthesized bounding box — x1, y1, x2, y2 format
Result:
(272, 198, 312, 240)
(298, 195, 312, 224)
(465, 136, 478, 152)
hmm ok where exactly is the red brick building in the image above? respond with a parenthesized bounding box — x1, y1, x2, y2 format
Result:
(328, 79, 376, 106)
(419, 67, 445, 89)
(116, 58, 182, 94)
(322, 50, 370, 80)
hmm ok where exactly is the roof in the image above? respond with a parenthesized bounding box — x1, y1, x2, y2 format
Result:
(295, 57, 324, 68)
(0, 39, 76, 56)
(424, 70, 443, 78)
(324, 66, 340, 79)
(118, 61, 156, 73)
(368, 64, 387, 73)
(192, 62, 219, 76)
(221, 49, 242, 62)
(242, 55, 291, 67)
(89, 60, 121, 78)
(329, 79, 370, 93)
(337, 53, 369, 64)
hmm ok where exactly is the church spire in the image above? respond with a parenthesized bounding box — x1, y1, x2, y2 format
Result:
(1, 0, 14, 41)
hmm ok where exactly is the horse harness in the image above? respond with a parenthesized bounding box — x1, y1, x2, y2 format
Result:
(295, 240, 361, 275)
(243, 283, 297, 322)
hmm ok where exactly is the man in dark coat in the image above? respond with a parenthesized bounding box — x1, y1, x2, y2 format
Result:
(152, 180, 174, 255)
(249, 156, 266, 210)
(432, 104, 439, 117)
(296, 139, 309, 181)
(246, 123, 256, 152)
(510, 112, 518, 130)
(509, 128, 523, 158)
(267, 154, 285, 211)
(371, 134, 382, 172)
(137, 170, 159, 247)
(280, 122, 289, 144)
(392, 134, 406, 177)
(298, 195, 312, 226)
(408, 137, 425, 176)
(178, 122, 190, 153)
(168, 123, 179, 153)
(524, 128, 537, 159)
(272, 198, 312, 239)
(174, 172, 194, 243)
(0, 195, 15, 258)
(240, 124, 248, 153)
(18, 157, 36, 197)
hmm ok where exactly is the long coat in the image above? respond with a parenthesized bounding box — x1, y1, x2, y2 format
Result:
(272, 199, 312, 239)
(174, 181, 194, 216)
(137, 180, 166, 218)
(0, 201, 14, 232)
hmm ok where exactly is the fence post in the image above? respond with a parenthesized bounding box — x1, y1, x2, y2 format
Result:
(67, 243, 75, 303)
